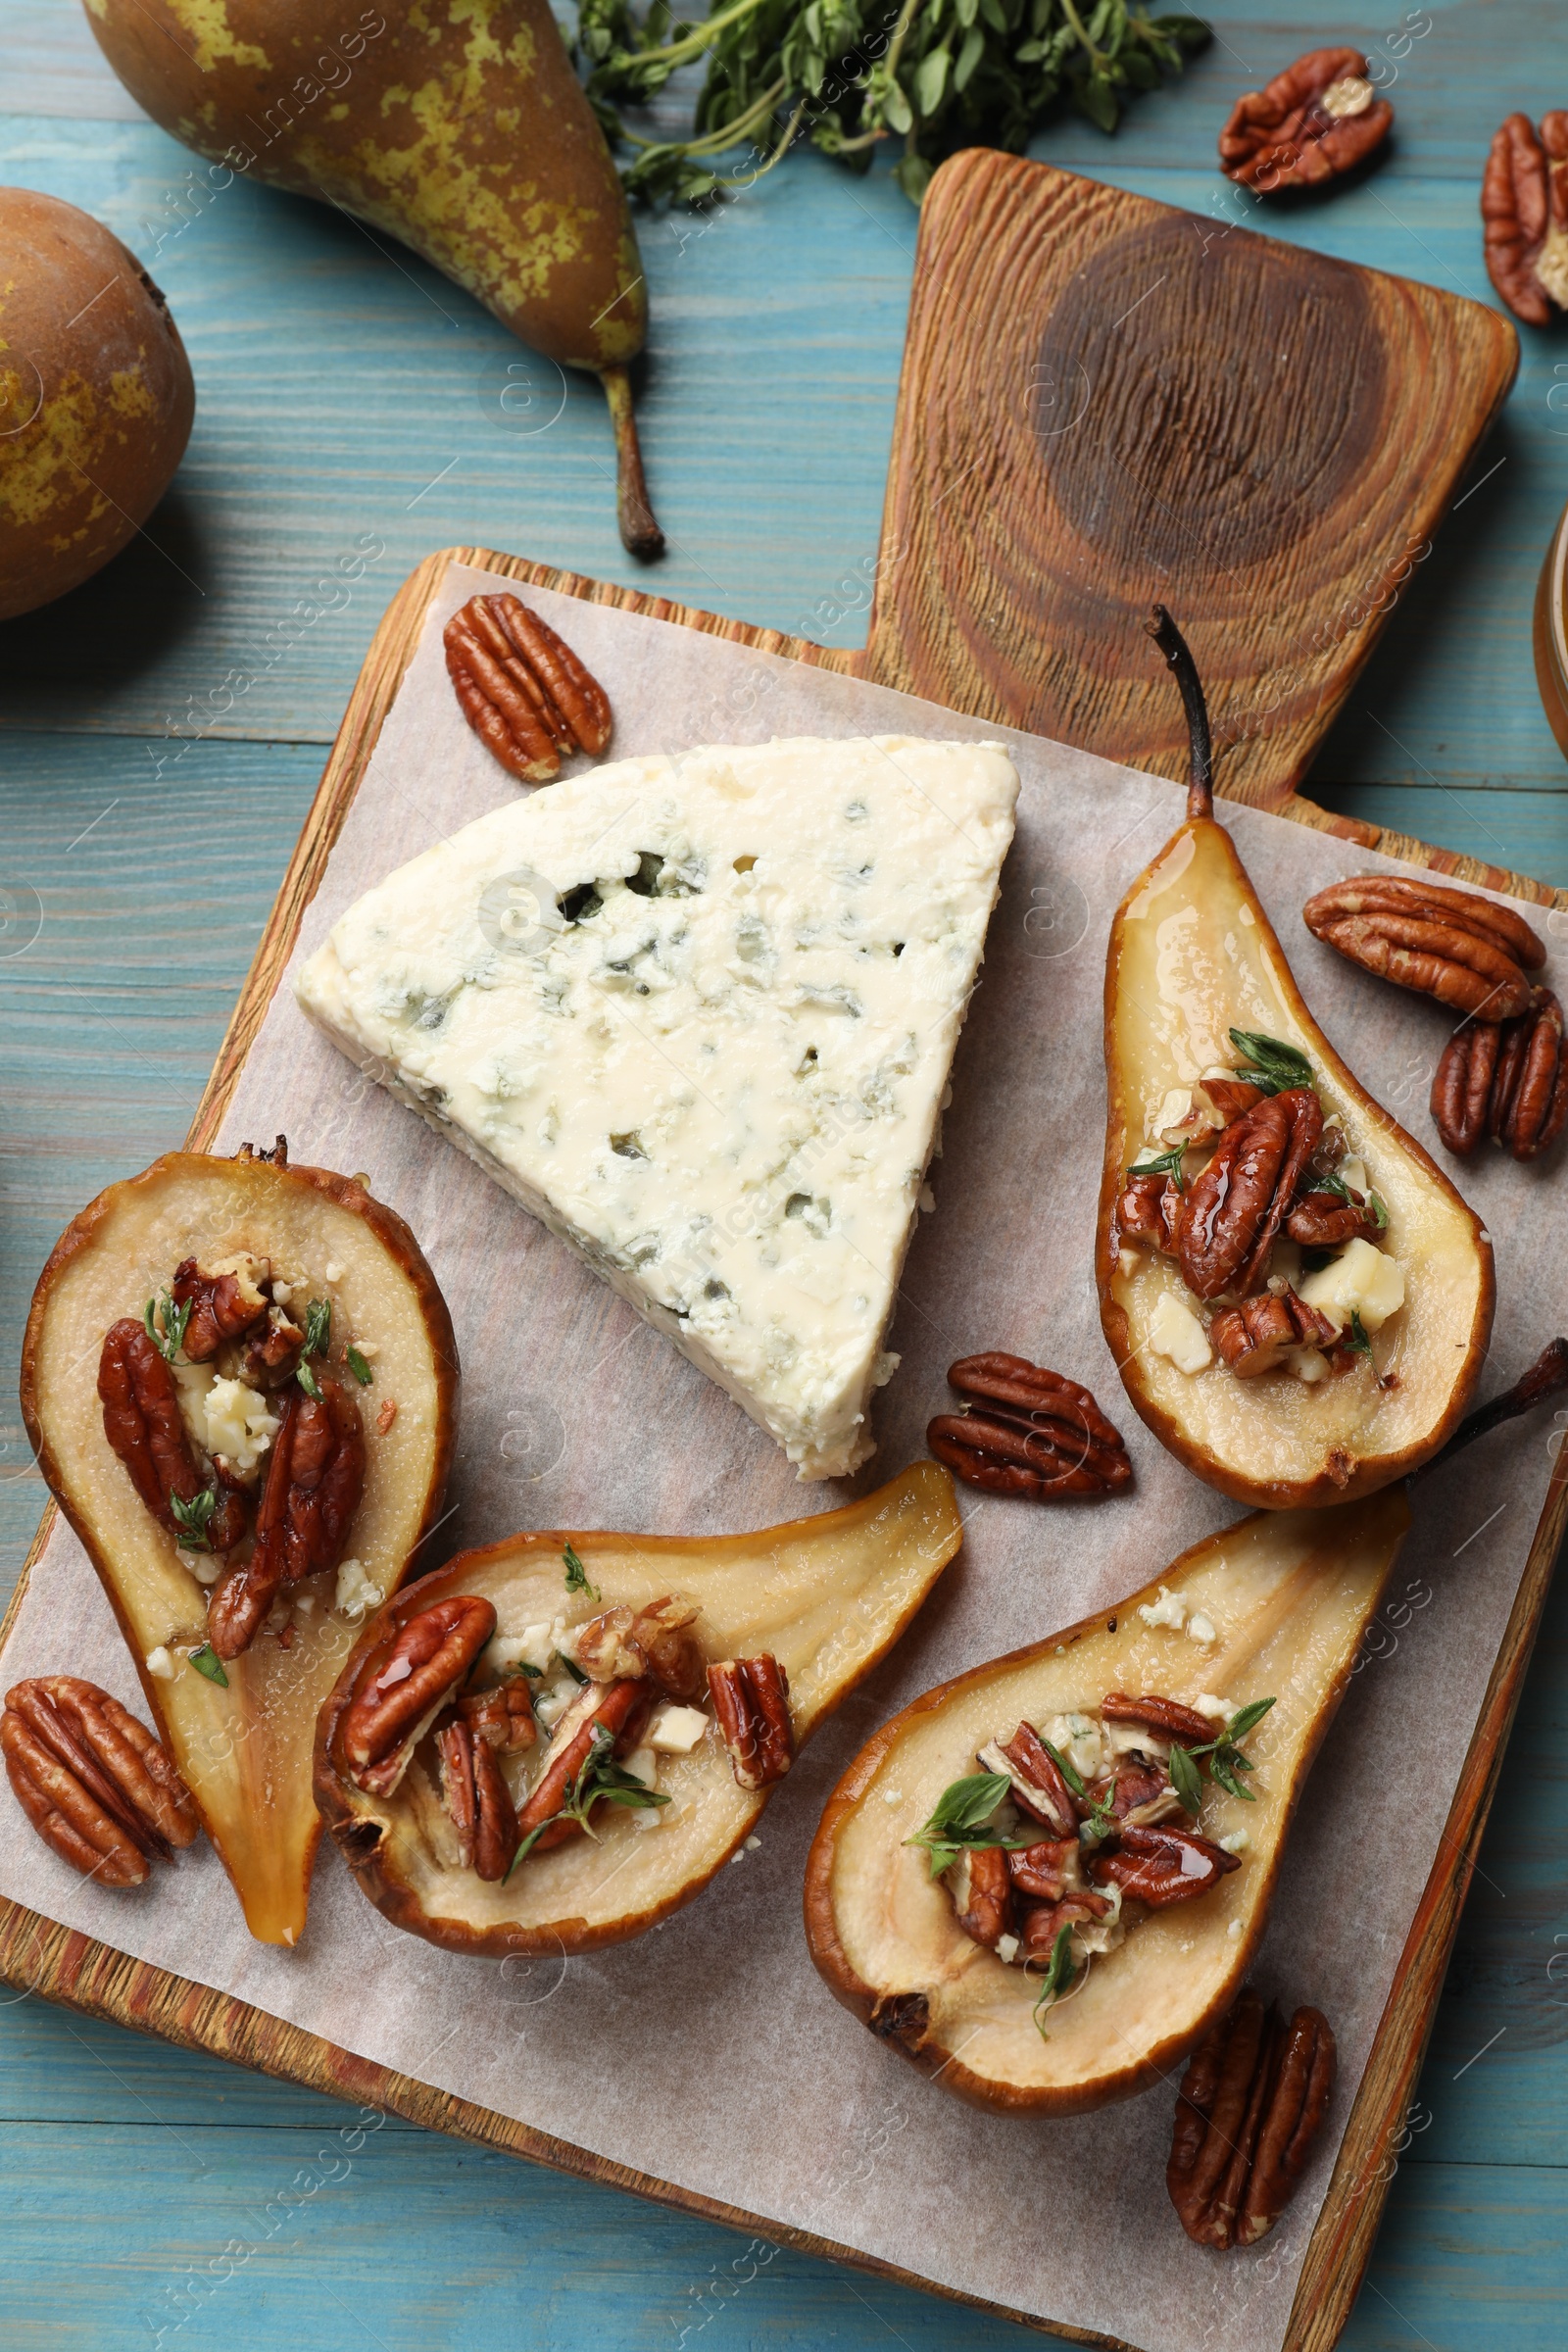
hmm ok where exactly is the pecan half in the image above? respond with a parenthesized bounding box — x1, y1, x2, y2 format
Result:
(1210, 1286, 1340, 1376)
(436, 1717, 518, 1881)
(1088, 1823, 1240, 1908)
(708, 1654, 794, 1791)
(982, 1723, 1080, 1837)
(1282, 1188, 1378, 1250)
(1168, 1987, 1337, 2249)
(339, 1594, 497, 1797)
(1433, 990, 1568, 1160)
(1116, 1170, 1182, 1255)
(1178, 1089, 1321, 1299)
(512, 1675, 653, 1853)
(1202, 1077, 1265, 1124)
(949, 1842, 1013, 1948)
(928, 1353, 1133, 1499)
(171, 1254, 270, 1361)
(1, 1676, 198, 1886)
(1101, 1692, 1216, 1747)
(573, 1593, 706, 1703)
(444, 593, 612, 784)
(1007, 1837, 1079, 1904)
(1218, 49, 1392, 193)
(1020, 1890, 1110, 1955)
(1303, 875, 1544, 1020)
(1482, 112, 1568, 325)
(207, 1377, 366, 1659)
(98, 1320, 251, 1554)
(457, 1677, 537, 1753)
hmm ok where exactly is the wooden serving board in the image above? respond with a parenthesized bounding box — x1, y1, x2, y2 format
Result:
(0, 154, 1554, 2352)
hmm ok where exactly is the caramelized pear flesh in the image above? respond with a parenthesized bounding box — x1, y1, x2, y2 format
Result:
(804, 1490, 1409, 2114)
(22, 1151, 458, 1945)
(316, 1464, 962, 1956)
(1099, 613, 1493, 1507)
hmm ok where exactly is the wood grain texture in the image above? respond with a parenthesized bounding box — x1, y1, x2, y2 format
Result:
(857, 148, 1518, 808)
(3, 542, 1566, 2352)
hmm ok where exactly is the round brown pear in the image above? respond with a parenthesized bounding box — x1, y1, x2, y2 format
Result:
(0, 187, 194, 620)
(80, 0, 662, 555)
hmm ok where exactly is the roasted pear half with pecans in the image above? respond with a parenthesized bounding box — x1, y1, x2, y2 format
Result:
(1099, 611, 1493, 1508)
(22, 1145, 458, 1945)
(315, 1464, 962, 1957)
(805, 1489, 1410, 2114)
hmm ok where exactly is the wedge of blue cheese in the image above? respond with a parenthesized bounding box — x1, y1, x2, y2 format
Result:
(296, 735, 1019, 1476)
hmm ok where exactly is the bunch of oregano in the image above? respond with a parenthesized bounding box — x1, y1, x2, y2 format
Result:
(576, 0, 1211, 205)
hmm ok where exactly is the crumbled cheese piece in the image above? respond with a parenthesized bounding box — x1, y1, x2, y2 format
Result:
(203, 1377, 281, 1475)
(1227, 1918, 1244, 1939)
(354, 1340, 379, 1360)
(294, 1592, 317, 1620)
(1042, 1712, 1104, 1785)
(1219, 1831, 1250, 1856)
(1152, 1087, 1222, 1148)
(620, 1743, 659, 1790)
(1288, 1347, 1331, 1384)
(1137, 1584, 1188, 1632)
(1148, 1291, 1212, 1374)
(145, 1646, 175, 1680)
(335, 1556, 383, 1618)
(744, 1835, 761, 1851)
(488, 1619, 564, 1677)
(1341, 1155, 1370, 1199)
(533, 1674, 577, 1730)
(296, 735, 1020, 1480)
(882, 1787, 904, 1807)
(1298, 1236, 1405, 1333)
(1188, 1611, 1218, 1645)
(185, 1552, 224, 1588)
(648, 1702, 709, 1753)
(996, 1933, 1020, 1965)
(1195, 1693, 1229, 1720)
(1105, 1718, 1171, 1761)
(1117, 1247, 1139, 1278)
(324, 1260, 344, 1283)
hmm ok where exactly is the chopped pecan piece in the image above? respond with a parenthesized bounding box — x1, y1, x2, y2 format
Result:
(436, 1716, 518, 1881)
(1200, 1077, 1265, 1124)
(1019, 1889, 1110, 1957)
(444, 592, 612, 785)
(1218, 48, 1392, 193)
(1303, 875, 1544, 1020)
(339, 1594, 498, 1798)
(948, 1842, 1014, 1949)
(170, 1254, 270, 1360)
(1102, 1759, 1185, 1829)
(1210, 1286, 1340, 1376)
(572, 1593, 706, 1702)
(1088, 1823, 1239, 1908)
(1433, 989, 1568, 1160)
(512, 1675, 653, 1854)
(1283, 1189, 1378, 1250)
(1, 1676, 199, 1886)
(1117, 1170, 1183, 1255)
(207, 1378, 366, 1659)
(1178, 1090, 1322, 1299)
(1006, 1837, 1079, 1904)
(238, 1302, 305, 1390)
(928, 1353, 1133, 1499)
(98, 1318, 248, 1551)
(982, 1723, 1080, 1837)
(708, 1654, 794, 1791)
(1482, 112, 1568, 325)
(1168, 1986, 1337, 2248)
(457, 1677, 537, 1753)
(1101, 1692, 1216, 1746)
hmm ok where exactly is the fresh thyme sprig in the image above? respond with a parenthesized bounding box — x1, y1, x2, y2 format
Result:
(171, 1488, 219, 1552)
(1039, 1737, 1116, 1840)
(144, 1291, 192, 1363)
(1031, 1921, 1079, 2034)
(564, 1543, 601, 1601)
(577, 0, 1210, 208)
(1227, 1030, 1314, 1096)
(510, 1721, 668, 1871)
(1167, 1695, 1275, 1815)
(1128, 1141, 1188, 1190)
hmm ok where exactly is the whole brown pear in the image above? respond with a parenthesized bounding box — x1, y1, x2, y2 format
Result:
(0, 188, 194, 621)
(81, 0, 662, 555)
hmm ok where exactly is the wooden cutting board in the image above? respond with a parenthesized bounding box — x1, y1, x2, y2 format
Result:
(0, 152, 1553, 2352)
(844, 150, 1518, 808)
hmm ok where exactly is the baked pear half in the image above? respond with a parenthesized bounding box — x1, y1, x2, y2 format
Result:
(22, 1144, 458, 1944)
(315, 1463, 963, 1956)
(805, 1490, 1409, 2114)
(1100, 612, 1493, 1508)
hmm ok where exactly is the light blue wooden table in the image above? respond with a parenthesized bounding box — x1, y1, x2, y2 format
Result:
(3, 2, 1566, 2343)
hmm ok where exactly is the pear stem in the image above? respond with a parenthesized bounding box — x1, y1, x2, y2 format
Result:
(1411, 1339, 1568, 1484)
(1146, 605, 1213, 820)
(602, 365, 664, 563)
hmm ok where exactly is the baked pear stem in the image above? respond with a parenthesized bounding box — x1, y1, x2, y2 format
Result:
(1147, 603, 1213, 819)
(603, 365, 664, 561)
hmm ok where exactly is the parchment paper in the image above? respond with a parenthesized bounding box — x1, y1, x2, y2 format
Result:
(3, 565, 1562, 2352)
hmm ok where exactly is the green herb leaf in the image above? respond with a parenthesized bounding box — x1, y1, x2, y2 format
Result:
(563, 1543, 600, 1601)
(303, 1298, 331, 1357)
(561, 1654, 590, 1686)
(515, 1660, 543, 1679)
(345, 1343, 373, 1386)
(189, 1643, 229, 1689)
(1223, 1696, 1276, 1743)
(1345, 1309, 1374, 1361)
(1032, 1924, 1079, 2035)
(510, 1722, 670, 1875)
(144, 1291, 192, 1363)
(171, 1488, 219, 1552)
(905, 1770, 1031, 1878)
(1228, 1029, 1314, 1096)
(1128, 1142, 1187, 1191)
(1370, 1191, 1389, 1230)
(1208, 1751, 1256, 1803)
(296, 1361, 322, 1400)
(1167, 1741, 1204, 1816)
(1039, 1738, 1088, 1798)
